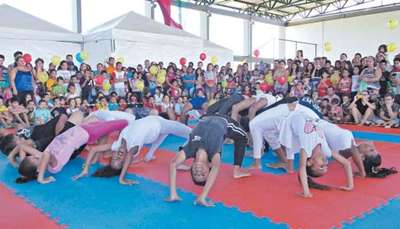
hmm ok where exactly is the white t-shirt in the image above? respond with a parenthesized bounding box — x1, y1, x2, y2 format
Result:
(254, 93, 277, 106)
(318, 120, 355, 152)
(57, 70, 72, 82)
(111, 116, 162, 151)
(279, 110, 331, 160)
(91, 110, 136, 123)
(114, 71, 126, 89)
(295, 103, 321, 119)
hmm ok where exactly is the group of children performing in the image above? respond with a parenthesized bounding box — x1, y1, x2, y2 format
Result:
(0, 93, 397, 207)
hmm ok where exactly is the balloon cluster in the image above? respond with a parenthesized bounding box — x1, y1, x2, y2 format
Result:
(387, 19, 398, 53)
(75, 51, 89, 63)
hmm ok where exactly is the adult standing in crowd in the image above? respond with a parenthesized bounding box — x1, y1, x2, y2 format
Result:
(9, 56, 34, 105)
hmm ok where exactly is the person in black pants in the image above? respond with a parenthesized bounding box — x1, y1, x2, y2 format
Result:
(166, 114, 250, 207)
(205, 94, 245, 116)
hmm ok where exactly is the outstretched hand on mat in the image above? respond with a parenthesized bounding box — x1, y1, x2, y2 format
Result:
(38, 176, 56, 184)
(334, 186, 353, 191)
(119, 178, 139, 185)
(194, 198, 215, 207)
(72, 170, 88, 181)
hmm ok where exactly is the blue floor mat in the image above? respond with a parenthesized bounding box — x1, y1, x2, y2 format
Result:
(0, 155, 287, 229)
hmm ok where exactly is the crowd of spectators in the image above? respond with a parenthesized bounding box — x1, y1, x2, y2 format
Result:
(0, 44, 399, 129)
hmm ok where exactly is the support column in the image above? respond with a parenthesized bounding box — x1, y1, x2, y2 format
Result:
(278, 26, 286, 59)
(243, 18, 254, 68)
(200, 11, 210, 40)
(145, 0, 156, 20)
(72, 0, 82, 33)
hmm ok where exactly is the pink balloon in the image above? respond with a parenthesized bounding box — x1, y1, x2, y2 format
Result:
(200, 53, 206, 61)
(254, 49, 260, 57)
(260, 82, 269, 92)
(179, 57, 187, 66)
(277, 76, 287, 85)
(23, 53, 32, 63)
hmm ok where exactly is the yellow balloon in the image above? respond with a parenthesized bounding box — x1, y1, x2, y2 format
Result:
(211, 56, 218, 65)
(264, 74, 273, 85)
(331, 74, 339, 85)
(157, 74, 166, 85)
(51, 56, 61, 66)
(221, 80, 227, 88)
(103, 81, 111, 91)
(135, 80, 144, 91)
(388, 42, 397, 53)
(116, 56, 124, 64)
(157, 69, 166, 78)
(38, 72, 49, 83)
(324, 42, 332, 52)
(288, 75, 294, 84)
(150, 65, 159, 75)
(80, 51, 89, 60)
(388, 19, 399, 30)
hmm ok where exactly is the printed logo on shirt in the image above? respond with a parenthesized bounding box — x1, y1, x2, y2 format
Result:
(193, 136, 202, 141)
(304, 119, 316, 134)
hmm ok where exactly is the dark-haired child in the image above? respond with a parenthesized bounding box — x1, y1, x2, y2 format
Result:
(166, 115, 250, 207)
(341, 95, 353, 123)
(279, 110, 354, 198)
(52, 77, 67, 97)
(16, 119, 128, 184)
(328, 98, 343, 123)
(8, 97, 30, 127)
(33, 100, 51, 125)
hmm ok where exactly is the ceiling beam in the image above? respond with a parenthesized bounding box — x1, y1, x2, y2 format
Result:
(288, 3, 400, 26)
(170, 0, 286, 25)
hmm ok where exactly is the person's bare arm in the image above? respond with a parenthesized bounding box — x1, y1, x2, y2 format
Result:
(195, 154, 221, 207)
(379, 110, 390, 121)
(386, 104, 397, 120)
(7, 145, 20, 167)
(363, 98, 376, 110)
(332, 151, 354, 190)
(165, 150, 186, 202)
(298, 149, 312, 198)
(119, 146, 139, 185)
(9, 68, 17, 95)
(36, 151, 55, 184)
(350, 145, 366, 177)
(73, 143, 112, 180)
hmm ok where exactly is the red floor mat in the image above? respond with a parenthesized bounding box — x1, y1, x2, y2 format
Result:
(111, 142, 400, 229)
(0, 184, 62, 229)
(339, 124, 400, 135)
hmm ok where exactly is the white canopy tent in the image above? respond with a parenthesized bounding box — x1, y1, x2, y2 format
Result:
(0, 4, 82, 66)
(84, 11, 233, 67)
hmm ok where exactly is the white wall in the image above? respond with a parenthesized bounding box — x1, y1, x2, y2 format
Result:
(286, 10, 400, 61)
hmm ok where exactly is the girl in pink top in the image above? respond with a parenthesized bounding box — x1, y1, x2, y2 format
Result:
(16, 119, 128, 184)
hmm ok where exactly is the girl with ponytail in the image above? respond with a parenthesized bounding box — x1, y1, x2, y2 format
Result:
(279, 110, 354, 198)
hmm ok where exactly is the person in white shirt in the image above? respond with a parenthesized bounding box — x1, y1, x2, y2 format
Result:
(57, 61, 72, 85)
(73, 115, 191, 185)
(279, 110, 354, 198)
(231, 93, 280, 122)
(114, 62, 126, 97)
(248, 97, 321, 171)
(318, 120, 397, 178)
(87, 110, 136, 123)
